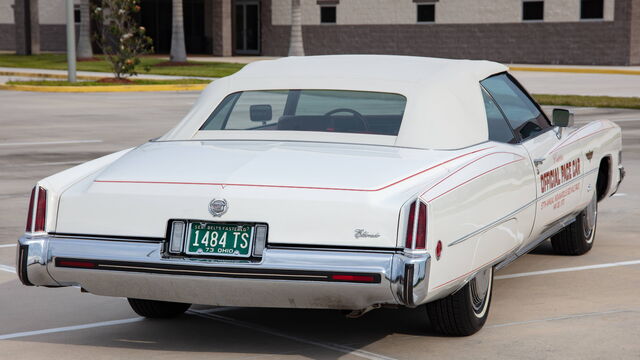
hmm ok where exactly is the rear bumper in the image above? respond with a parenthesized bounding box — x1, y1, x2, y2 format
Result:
(17, 235, 430, 310)
(611, 165, 625, 196)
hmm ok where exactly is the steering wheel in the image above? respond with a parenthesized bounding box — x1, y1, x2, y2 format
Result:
(323, 108, 369, 132)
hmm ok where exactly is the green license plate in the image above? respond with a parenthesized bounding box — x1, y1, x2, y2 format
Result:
(185, 222, 254, 257)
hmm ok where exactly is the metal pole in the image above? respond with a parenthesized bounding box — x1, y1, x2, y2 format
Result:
(65, 0, 76, 82)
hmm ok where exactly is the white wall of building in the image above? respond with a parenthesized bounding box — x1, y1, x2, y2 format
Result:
(271, 0, 616, 25)
(0, 0, 82, 25)
(0, 0, 14, 24)
(39, 0, 69, 25)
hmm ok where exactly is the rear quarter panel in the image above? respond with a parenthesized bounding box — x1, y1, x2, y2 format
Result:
(419, 146, 536, 301)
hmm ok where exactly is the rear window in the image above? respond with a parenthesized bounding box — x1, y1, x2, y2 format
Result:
(200, 90, 407, 136)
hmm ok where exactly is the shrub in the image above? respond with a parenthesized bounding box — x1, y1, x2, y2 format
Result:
(92, 0, 153, 78)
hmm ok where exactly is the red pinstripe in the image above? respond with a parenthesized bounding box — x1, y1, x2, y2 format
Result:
(424, 157, 526, 202)
(94, 146, 494, 192)
(549, 123, 614, 154)
(420, 152, 526, 199)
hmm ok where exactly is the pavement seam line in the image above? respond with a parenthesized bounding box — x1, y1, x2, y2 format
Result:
(0, 264, 16, 273)
(495, 259, 640, 280)
(509, 66, 640, 75)
(487, 309, 637, 328)
(0, 317, 145, 340)
(0, 140, 102, 147)
(188, 310, 398, 360)
(0, 83, 208, 93)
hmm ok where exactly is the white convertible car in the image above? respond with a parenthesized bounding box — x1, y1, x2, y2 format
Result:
(17, 55, 624, 336)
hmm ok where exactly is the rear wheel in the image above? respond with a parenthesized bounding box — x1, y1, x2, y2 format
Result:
(551, 192, 597, 256)
(127, 298, 191, 318)
(426, 267, 493, 336)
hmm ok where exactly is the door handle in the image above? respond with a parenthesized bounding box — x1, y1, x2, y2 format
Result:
(533, 158, 546, 167)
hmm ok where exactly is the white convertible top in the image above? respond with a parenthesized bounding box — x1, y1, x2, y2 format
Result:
(161, 55, 508, 149)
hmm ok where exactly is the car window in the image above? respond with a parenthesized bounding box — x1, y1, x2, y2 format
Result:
(295, 90, 406, 116)
(481, 73, 550, 141)
(200, 90, 407, 136)
(224, 90, 289, 130)
(482, 89, 516, 143)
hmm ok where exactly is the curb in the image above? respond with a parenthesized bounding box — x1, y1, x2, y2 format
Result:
(0, 71, 101, 80)
(0, 83, 208, 93)
(509, 66, 640, 76)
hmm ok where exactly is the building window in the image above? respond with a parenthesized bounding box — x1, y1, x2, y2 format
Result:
(74, 6, 81, 23)
(320, 6, 336, 24)
(417, 4, 435, 23)
(581, 0, 604, 19)
(522, 1, 544, 21)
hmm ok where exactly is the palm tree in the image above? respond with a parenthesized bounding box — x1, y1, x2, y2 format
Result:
(76, 0, 93, 59)
(288, 0, 304, 56)
(170, 0, 187, 62)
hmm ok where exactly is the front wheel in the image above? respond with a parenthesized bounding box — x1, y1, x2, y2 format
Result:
(128, 298, 191, 318)
(426, 266, 493, 336)
(551, 192, 597, 256)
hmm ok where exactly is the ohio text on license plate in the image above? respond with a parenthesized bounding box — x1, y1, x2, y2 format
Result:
(186, 222, 254, 257)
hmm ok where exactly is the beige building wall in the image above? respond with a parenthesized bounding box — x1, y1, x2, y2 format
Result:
(271, 0, 616, 25)
(0, 0, 14, 23)
(38, 0, 72, 25)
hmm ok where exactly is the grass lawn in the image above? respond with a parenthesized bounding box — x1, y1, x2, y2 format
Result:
(0, 54, 244, 78)
(533, 94, 640, 110)
(6, 79, 211, 86)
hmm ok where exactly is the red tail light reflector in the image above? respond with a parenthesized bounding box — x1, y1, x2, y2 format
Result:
(405, 201, 427, 250)
(330, 274, 376, 283)
(436, 240, 443, 260)
(25, 187, 35, 232)
(34, 187, 47, 232)
(57, 260, 97, 268)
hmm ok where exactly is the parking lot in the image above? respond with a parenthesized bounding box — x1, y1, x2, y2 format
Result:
(1, 89, 639, 359)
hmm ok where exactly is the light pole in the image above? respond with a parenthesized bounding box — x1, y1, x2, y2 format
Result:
(65, 0, 77, 82)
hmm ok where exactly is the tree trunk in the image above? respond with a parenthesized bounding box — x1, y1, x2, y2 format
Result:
(170, 0, 187, 62)
(288, 0, 304, 56)
(76, 0, 93, 59)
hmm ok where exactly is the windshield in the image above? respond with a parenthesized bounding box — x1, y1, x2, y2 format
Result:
(199, 90, 407, 136)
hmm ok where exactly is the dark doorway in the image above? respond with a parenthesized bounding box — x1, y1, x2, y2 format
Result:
(234, 0, 260, 55)
(139, 0, 209, 54)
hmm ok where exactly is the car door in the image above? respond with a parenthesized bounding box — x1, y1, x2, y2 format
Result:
(481, 73, 585, 246)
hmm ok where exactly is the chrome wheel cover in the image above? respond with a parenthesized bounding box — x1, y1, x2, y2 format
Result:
(583, 193, 597, 243)
(470, 268, 492, 316)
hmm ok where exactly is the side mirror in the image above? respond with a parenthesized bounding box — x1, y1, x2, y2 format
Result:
(552, 108, 574, 128)
(250, 104, 272, 123)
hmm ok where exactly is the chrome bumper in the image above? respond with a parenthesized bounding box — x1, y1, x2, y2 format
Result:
(17, 235, 431, 310)
(611, 165, 625, 196)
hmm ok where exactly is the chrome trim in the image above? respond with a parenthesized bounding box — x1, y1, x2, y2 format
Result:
(611, 165, 625, 196)
(495, 212, 578, 271)
(449, 167, 599, 248)
(448, 199, 536, 247)
(411, 198, 420, 249)
(18, 234, 431, 310)
(49, 233, 163, 243)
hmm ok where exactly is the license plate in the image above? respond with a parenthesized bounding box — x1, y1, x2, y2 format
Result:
(185, 222, 254, 257)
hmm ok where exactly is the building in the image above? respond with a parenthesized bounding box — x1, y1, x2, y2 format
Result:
(1, 0, 639, 65)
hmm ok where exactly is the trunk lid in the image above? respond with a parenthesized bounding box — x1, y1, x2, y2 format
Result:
(56, 141, 451, 248)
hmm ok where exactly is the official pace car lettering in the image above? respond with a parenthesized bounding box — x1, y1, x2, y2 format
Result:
(540, 183, 581, 210)
(540, 158, 581, 194)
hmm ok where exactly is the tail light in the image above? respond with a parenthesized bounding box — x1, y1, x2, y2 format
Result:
(405, 200, 427, 250)
(25, 187, 35, 232)
(25, 186, 47, 233)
